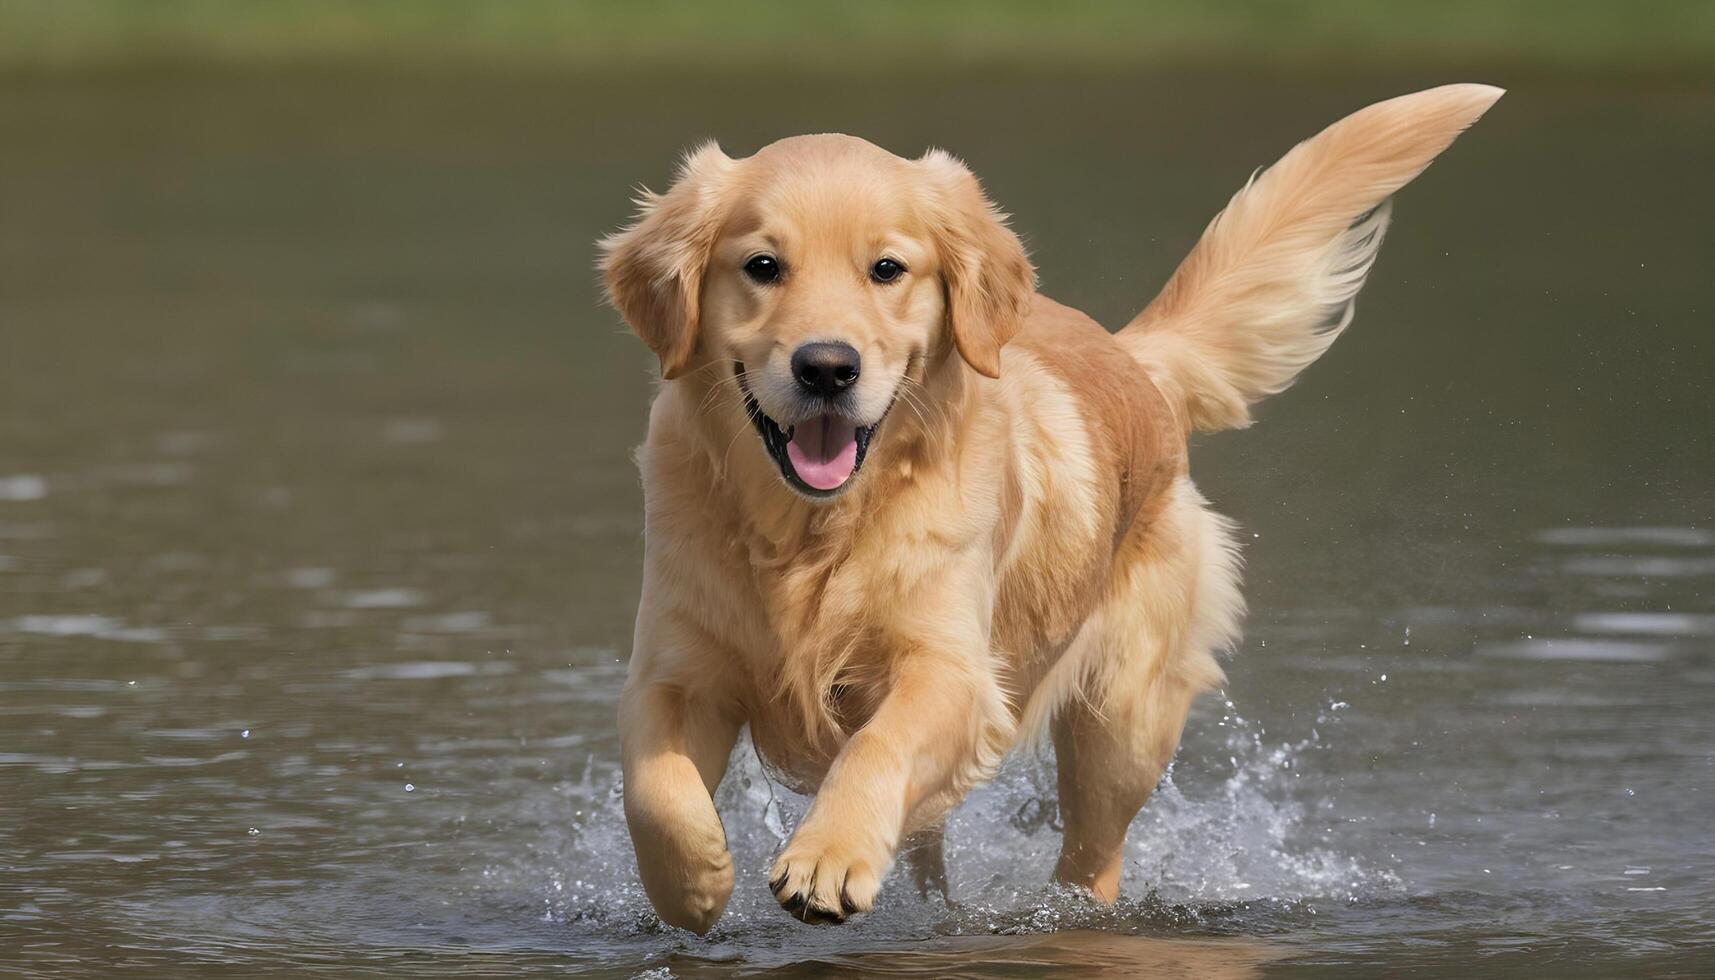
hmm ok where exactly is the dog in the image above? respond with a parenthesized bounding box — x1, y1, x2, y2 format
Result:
(598, 84, 1500, 932)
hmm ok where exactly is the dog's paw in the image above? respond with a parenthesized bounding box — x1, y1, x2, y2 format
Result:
(651, 849, 733, 935)
(767, 836, 884, 924)
(624, 782, 735, 935)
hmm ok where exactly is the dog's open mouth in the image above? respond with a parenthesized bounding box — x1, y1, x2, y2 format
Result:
(736, 364, 888, 497)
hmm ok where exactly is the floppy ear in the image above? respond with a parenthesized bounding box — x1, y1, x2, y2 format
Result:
(918, 150, 1036, 379)
(598, 142, 733, 379)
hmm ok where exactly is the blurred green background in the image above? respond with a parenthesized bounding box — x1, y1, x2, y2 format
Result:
(3, 0, 1713, 72)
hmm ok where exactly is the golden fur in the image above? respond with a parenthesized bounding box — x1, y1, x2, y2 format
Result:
(598, 84, 1501, 932)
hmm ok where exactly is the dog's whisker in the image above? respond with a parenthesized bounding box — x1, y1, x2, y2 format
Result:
(895, 388, 931, 433)
(891, 379, 947, 438)
(677, 359, 733, 379)
(693, 367, 766, 421)
(692, 379, 731, 418)
(717, 408, 758, 476)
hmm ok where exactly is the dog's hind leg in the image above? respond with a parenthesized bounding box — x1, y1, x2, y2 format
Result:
(1048, 480, 1241, 902)
(901, 822, 950, 902)
(1051, 673, 1200, 901)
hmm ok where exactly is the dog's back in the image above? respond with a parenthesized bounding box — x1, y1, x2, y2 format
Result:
(989, 86, 1505, 692)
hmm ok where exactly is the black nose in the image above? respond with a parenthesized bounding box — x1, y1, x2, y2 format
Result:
(790, 342, 861, 397)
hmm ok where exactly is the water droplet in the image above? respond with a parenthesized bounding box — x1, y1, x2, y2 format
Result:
(404, 783, 415, 792)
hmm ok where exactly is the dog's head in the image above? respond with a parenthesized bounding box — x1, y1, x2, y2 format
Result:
(600, 135, 1034, 499)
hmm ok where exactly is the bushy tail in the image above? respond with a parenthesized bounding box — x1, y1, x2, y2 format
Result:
(1119, 84, 1503, 432)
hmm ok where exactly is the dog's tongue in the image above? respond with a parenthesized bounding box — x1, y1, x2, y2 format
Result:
(785, 415, 859, 491)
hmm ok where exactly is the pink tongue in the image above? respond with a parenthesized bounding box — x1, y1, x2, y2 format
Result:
(785, 415, 859, 491)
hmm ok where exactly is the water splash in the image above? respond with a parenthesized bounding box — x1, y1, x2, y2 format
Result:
(944, 698, 1397, 920)
(481, 698, 1395, 957)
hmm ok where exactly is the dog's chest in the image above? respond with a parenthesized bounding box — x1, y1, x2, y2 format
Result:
(741, 547, 889, 676)
(724, 536, 900, 762)
(745, 675, 885, 791)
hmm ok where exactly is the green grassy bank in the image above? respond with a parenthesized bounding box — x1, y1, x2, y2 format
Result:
(2, 0, 1712, 72)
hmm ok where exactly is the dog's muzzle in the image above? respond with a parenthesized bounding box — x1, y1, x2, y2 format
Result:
(735, 362, 892, 497)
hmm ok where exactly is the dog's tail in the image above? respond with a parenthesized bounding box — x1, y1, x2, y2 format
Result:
(1118, 84, 1502, 432)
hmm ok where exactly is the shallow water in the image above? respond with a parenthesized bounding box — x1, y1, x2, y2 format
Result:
(2, 67, 1712, 976)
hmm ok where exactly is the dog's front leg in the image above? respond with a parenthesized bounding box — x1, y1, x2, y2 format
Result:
(769, 649, 1002, 923)
(619, 676, 741, 934)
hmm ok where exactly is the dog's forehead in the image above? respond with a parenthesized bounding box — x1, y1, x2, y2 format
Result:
(748, 133, 909, 171)
(731, 135, 922, 241)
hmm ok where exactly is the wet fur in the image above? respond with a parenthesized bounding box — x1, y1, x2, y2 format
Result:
(599, 84, 1501, 932)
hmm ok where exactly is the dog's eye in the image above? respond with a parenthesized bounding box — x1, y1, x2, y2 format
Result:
(870, 258, 905, 284)
(743, 254, 782, 285)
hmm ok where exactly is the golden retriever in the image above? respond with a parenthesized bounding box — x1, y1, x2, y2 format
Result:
(598, 84, 1501, 932)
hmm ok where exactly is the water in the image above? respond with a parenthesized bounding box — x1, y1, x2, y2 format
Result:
(2, 67, 1712, 976)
